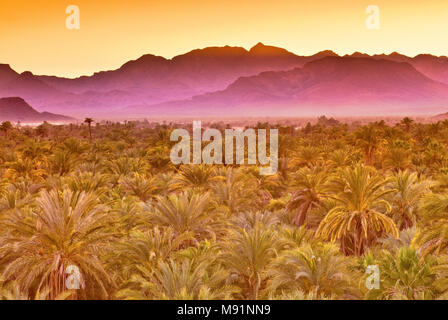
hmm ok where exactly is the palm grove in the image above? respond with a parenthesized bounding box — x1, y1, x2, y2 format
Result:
(1, 117, 448, 300)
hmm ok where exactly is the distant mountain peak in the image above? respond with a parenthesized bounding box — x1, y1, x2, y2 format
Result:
(389, 51, 405, 56)
(348, 52, 370, 58)
(0, 97, 73, 122)
(249, 42, 295, 56)
(20, 71, 34, 76)
(176, 46, 248, 59)
(120, 54, 168, 68)
(0, 96, 27, 105)
(413, 53, 448, 61)
(250, 42, 266, 50)
(0, 63, 13, 71)
(313, 50, 339, 57)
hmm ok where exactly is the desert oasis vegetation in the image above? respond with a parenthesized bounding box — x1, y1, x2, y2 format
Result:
(1, 117, 448, 299)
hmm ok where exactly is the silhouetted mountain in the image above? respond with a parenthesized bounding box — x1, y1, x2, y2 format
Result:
(0, 97, 73, 122)
(347, 52, 448, 84)
(1, 44, 448, 117)
(0, 44, 336, 116)
(432, 111, 448, 120)
(0, 64, 19, 86)
(134, 57, 448, 117)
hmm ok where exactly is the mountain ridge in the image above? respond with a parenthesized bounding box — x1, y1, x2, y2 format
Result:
(1, 43, 448, 117)
(130, 56, 448, 117)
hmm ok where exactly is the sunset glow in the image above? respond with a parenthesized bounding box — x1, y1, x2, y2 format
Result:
(1, 0, 448, 78)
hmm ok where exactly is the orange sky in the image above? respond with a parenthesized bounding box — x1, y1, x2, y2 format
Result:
(1, 0, 447, 78)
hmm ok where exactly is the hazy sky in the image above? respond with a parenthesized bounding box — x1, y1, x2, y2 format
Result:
(1, 0, 447, 78)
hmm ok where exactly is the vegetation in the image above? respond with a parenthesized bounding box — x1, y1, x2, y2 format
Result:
(2, 117, 448, 300)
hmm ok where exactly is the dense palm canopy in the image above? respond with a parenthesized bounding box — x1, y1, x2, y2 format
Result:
(1, 118, 448, 300)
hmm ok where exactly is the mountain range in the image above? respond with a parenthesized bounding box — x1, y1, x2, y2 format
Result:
(0, 97, 74, 122)
(1, 43, 448, 118)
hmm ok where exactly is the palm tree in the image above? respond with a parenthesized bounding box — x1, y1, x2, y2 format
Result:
(317, 165, 398, 255)
(0, 121, 13, 139)
(0, 184, 35, 212)
(291, 146, 323, 168)
(326, 147, 358, 169)
(59, 137, 88, 156)
(0, 279, 70, 300)
(210, 168, 257, 215)
(383, 146, 413, 171)
(3, 157, 47, 182)
(145, 191, 222, 241)
(366, 247, 436, 300)
(400, 117, 414, 133)
(379, 227, 417, 253)
(277, 225, 320, 250)
(84, 118, 94, 140)
(109, 195, 142, 232)
(433, 255, 448, 297)
(50, 150, 76, 176)
(104, 157, 148, 178)
(268, 243, 359, 299)
(355, 125, 383, 166)
(243, 166, 280, 201)
(220, 226, 278, 299)
(171, 164, 218, 191)
(19, 140, 51, 162)
(64, 172, 111, 195)
(0, 189, 116, 299)
(119, 173, 159, 202)
(117, 258, 234, 300)
(286, 166, 329, 227)
(35, 123, 49, 139)
(231, 211, 280, 231)
(387, 170, 434, 230)
(413, 193, 448, 256)
(111, 227, 190, 282)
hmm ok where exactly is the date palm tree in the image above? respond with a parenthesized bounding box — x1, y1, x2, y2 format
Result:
(171, 164, 218, 191)
(400, 117, 414, 133)
(433, 255, 448, 298)
(3, 157, 47, 182)
(355, 125, 383, 166)
(145, 191, 222, 241)
(366, 247, 436, 300)
(220, 226, 278, 299)
(268, 243, 358, 299)
(317, 165, 398, 255)
(210, 168, 257, 215)
(0, 189, 116, 299)
(326, 147, 358, 169)
(104, 157, 148, 178)
(287, 166, 329, 227)
(119, 173, 159, 202)
(413, 193, 448, 256)
(0, 121, 13, 139)
(111, 227, 191, 282)
(291, 146, 323, 168)
(383, 146, 413, 171)
(117, 258, 234, 300)
(84, 118, 94, 141)
(387, 170, 434, 230)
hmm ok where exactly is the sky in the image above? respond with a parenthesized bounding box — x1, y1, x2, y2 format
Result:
(1, 0, 448, 78)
